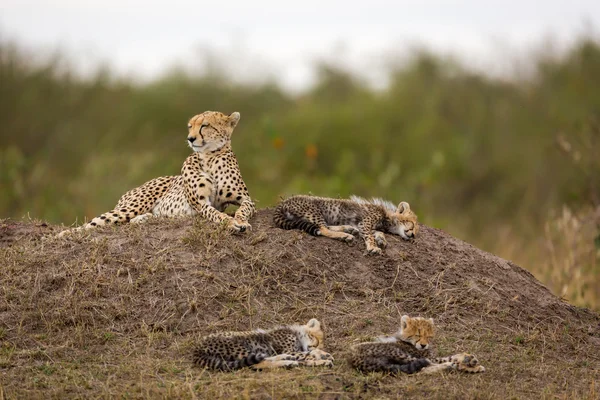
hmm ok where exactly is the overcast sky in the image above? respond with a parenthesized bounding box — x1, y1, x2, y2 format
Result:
(1, 0, 599, 90)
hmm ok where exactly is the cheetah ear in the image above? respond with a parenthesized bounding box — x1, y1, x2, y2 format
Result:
(397, 202, 410, 214)
(401, 315, 410, 330)
(428, 318, 434, 325)
(228, 112, 241, 128)
(306, 318, 321, 330)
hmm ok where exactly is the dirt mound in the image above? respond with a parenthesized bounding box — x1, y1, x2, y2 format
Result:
(0, 219, 50, 247)
(1, 210, 599, 399)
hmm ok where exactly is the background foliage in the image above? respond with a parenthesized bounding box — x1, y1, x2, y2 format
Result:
(1, 38, 599, 309)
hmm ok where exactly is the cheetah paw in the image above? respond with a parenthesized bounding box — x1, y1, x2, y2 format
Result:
(366, 246, 382, 255)
(344, 226, 360, 235)
(309, 349, 335, 361)
(316, 359, 334, 368)
(301, 359, 334, 368)
(282, 360, 300, 368)
(57, 230, 71, 239)
(374, 232, 387, 248)
(451, 353, 486, 373)
(342, 233, 354, 243)
(228, 218, 252, 234)
(130, 213, 153, 224)
(56, 226, 83, 238)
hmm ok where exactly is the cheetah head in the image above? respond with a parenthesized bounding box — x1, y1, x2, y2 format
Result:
(187, 111, 240, 152)
(302, 318, 325, 350)
(395, 315, 435, 350)
(387, 201, 419, 240)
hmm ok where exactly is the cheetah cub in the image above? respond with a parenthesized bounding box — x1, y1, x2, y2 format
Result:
(193, 318, 334, 371)
(348, 315, 486, 375)
(58, 111, 254, 237)
(273, 195, 418, 254)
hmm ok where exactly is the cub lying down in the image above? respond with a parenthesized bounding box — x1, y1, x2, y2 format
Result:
(274, 195, 418, 255)
(348, 315, 486, 374)
(193, 318, 334, 370)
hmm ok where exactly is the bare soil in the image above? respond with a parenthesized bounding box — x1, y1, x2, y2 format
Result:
(0, 210, 599, 399)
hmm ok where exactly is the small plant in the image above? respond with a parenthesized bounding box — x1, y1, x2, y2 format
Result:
(300, 385, 315, 393)
(38, 363, 55, 376)
(103, 332, 115, 342)
(514, 336, 525, 345)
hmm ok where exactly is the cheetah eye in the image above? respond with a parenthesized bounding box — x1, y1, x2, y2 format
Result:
(200, 124, 209, 133)
(187, 124, 192, 129)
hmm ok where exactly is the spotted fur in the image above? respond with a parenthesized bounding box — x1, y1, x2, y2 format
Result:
(273, 195, 418, 254)
(193, 319, 334, 370)
(348, 315, 486, 374)
(58, 111, 255, 237)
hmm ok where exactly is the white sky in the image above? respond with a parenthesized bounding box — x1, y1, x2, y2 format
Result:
(1, 0, 598, 91)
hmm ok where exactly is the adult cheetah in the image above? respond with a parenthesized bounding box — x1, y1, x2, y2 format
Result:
(59, 111, 254, 237)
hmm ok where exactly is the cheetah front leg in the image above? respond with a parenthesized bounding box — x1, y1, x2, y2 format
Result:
(267, 350, 334, 368)
(183, 175, 246, 233)
(193, 199, 250, 234)
(358, 219, 382, 255)
(231, 194, 255, 232)
(251, 354, 300, 370)
(426, 353, 486, 374)
(193, 201, 241, 232)
(419, 361, 456, 375)
(210, 162, 255, 232)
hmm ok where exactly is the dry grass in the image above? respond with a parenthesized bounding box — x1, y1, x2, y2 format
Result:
(492, 205, 600, 311)
(1, 211, 599, 399)
(540, 206, 600, 309)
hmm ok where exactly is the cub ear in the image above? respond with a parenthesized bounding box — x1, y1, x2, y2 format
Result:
(228, 111, 241, 128)
(428, 318, 434, 325)
(306, 318, 321, 330)
(397, 202, 410, 214)
(401, 315, 410, 330)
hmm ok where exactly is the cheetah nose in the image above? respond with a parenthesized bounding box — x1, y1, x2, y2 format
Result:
(188, 137, 196, 143)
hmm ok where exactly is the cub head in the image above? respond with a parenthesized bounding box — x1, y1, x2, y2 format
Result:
(387, 201, 419, 240)
(396, 315, 434, 350)
(302, 318, 324, 350)
(187, 111, 241, 152)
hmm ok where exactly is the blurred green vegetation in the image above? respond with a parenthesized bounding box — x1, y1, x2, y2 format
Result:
(1, 38, 599, 309)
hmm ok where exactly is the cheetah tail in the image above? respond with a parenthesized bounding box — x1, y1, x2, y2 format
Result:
(193, 351, 265, 371)
(273, 204, 320, 236)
